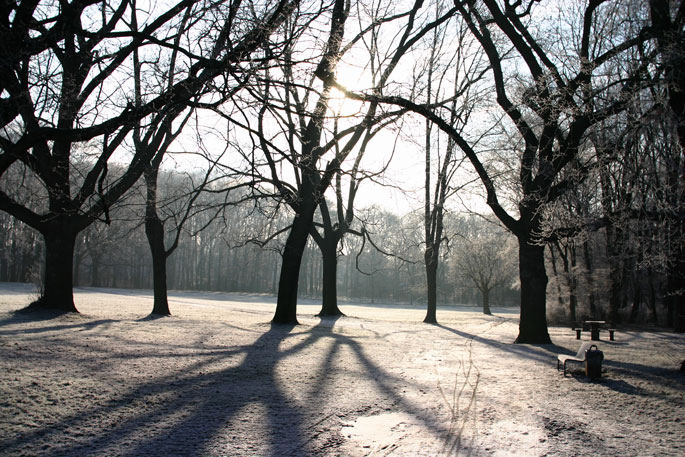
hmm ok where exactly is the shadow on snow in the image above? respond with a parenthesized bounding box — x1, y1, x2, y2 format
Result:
(1, 316, 454, 456)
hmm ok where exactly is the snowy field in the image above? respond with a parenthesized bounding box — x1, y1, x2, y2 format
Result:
(0, 282, 683, 456)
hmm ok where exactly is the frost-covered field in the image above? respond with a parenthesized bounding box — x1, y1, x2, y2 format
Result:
(0, 282, 683, 456)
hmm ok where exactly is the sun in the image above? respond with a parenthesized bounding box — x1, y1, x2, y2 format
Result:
(328, 86, 363, 117)
(327, 58, 374, 117)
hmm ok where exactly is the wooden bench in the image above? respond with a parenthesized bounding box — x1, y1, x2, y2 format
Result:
(557, 342, 594, 376)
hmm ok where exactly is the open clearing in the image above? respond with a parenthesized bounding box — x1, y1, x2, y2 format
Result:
(0, 282, 683, 456)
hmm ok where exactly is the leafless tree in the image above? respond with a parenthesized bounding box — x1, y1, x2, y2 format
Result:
(649, 0, 685, 331)
(337, 0, 657, 343)
(419, 4, 486, 323)
(0, 0, 297, 312)
(219, 0, 456, 324)
(453, 227, 516, 315)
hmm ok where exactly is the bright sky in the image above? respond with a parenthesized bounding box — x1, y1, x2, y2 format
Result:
(162, 0, 506, 219)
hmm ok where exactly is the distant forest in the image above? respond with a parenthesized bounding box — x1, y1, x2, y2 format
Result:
(0, 163, 673, 326)
(0, 167, 520, 310)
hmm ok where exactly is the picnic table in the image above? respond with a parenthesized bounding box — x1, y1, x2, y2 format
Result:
(585, 320, 605, 341)
(573, 320, 616, 341)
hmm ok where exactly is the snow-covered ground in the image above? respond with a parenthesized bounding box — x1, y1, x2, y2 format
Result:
(0, 282, 683, 456)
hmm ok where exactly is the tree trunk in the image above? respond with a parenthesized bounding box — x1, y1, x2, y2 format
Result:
(318, 237, 343, 317)
(647, 268, 658, 324)
(33, 227, 78, 312)
(568, 244, 578, 324)
(423, 246, 438, 324)
(548, 245, 566, 312)
(515, 240, 551, 344)
(145, 212, 170, 316)
(482, 287, 492, 315)
(143, 163, 171, 316)
(273, 197, 316, 324)
(90, 249, 101, 287)
(582, 240, 597, 318)
(629, 275, 641, 324)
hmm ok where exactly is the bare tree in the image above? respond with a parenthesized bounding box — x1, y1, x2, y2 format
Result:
(130, 1, 227, 316)
(649, 0, 685, 331)
(221, 0, 455, 324)
(337, 0, 656, 343)
(309, 129, 380, 317)
(309, 14, 408, 317)
(0, 0, 297, 312)
(454, 228, 515, 315)
(419, 5, 486, 324)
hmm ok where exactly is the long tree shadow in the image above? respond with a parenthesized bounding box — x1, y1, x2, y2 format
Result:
(436, 321, 685, 397)
(0, 309, 117, 335)
(6, 309, 680, 456)
(302, 318, 455, 446)
(2, 316, 484, 456)
(601, 358, 685, 394)
(436, 323, 569, 365)
(1, 323, 310, 457)
(119, 322, 310, 457)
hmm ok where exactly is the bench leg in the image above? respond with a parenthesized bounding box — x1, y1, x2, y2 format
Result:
(575, 329, 581, 339)
(591, 329, 600, 340)
(609, 330, 615, 341)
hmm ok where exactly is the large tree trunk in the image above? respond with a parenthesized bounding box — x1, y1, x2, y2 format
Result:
(481, 287, 491, 315)
(318, 237, 343, 317)
(145, 212, 170, 316)
(273, 199, 316, 324)
(423, 246, 438, 324)
(515, 240, 551, 344)
(143, 163, 171, 316)
(33, 226, 78, 312)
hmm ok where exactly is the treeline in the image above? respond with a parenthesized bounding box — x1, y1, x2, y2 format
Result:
(0, 158, 678, 327)
(0, 171, 518, 309)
